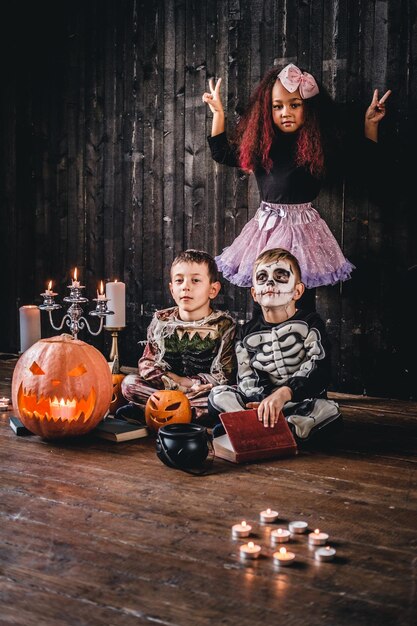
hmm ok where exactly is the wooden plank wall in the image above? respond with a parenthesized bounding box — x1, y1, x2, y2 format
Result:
(0, 0, 416, 398)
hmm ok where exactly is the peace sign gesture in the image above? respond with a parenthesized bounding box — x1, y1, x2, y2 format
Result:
(365, 89, 392, 125)
(202, 77, 224, 115)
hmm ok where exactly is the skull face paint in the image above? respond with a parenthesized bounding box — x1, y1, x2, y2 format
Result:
(253, 260, 296, 308)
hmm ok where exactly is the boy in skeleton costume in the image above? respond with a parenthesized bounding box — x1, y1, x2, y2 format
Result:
(209, 248, 342, 442)
(120, 250, 236, 422)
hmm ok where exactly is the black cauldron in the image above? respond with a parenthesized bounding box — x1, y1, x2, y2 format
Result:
(156, 423, 210, 471)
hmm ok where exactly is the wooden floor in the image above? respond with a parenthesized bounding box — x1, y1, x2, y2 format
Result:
(1, 356, 416, 626)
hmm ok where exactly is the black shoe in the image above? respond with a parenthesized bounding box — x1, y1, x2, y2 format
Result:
(115, 403, 145, 424)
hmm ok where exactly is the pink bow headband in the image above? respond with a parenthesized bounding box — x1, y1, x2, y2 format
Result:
(277, 63, 319, 99)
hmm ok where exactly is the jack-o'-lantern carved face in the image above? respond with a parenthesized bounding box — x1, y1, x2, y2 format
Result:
(12, 334, 112, 438)
(145, 390, 192, 431)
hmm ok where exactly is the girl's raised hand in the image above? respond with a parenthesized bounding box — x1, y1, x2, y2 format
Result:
(365, 89, 392, 125)
(202, 77, 224, 115)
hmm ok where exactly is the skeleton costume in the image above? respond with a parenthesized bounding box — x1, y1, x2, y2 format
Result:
(121, 307, 236, 421)
(209, 260, 341, 440)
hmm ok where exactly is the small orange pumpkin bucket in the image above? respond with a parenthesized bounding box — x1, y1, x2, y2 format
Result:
(145, 390, 192, 431)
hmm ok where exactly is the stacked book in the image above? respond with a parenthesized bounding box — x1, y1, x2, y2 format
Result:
(9, 415, 149, 442)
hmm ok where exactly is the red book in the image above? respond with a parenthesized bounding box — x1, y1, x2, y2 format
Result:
(213, 409, 297, 463)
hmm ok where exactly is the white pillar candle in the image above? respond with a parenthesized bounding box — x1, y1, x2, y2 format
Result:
(19, 305, 41, 353)
(71, 267, 80, 288)
(105, 280, 126, 328)
(97, 281, 106, 300)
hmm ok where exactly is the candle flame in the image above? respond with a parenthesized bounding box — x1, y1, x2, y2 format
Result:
(277, 528, 282, 533)
(100, 280, 104, 294)
(241, 521, 246, 527)
(248, 542, 254, 549)
(266, 508, 271, 514)
(48, 280, 52, 291)
(51, 398, 77, 409)
(279, 547, 287, 554)
(115, 279, 118, 283)
(73, 267, 78, 281)
(314, 528, 320, 534)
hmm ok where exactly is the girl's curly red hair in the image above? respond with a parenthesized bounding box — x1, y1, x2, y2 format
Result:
(232, 66, 337, 178)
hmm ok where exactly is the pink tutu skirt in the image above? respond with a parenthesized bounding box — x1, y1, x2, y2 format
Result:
(215, 201, 355, 288)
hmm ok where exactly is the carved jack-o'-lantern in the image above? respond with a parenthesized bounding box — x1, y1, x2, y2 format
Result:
(145, 390, 192, 431)
(12, 334, 112, 439)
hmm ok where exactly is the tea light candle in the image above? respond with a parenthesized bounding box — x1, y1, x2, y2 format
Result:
(71, 267, 80, 288)
(308, 528, 329, 546)
(289, 520, 308, 534)
(271, 528, 291, 544)
(240, 541, 261, 559)
(273, 547, 295, 566)
(105, 280, 126, 327)
(232, 520, 252, 538)
(315, 546, 336, 562)
(260, 508, 279, 523)
(19, 305, 41, 353)
(0, 397, 10, 410)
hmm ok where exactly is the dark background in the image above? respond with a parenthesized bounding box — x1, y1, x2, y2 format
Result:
(1, 0, 416, 398)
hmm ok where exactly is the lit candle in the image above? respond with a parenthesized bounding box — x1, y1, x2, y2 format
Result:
(260, 508, 279, 523)
(273, 546, 295, 567)
(71, 267, 80, 288)
(271, 528, 291, 544)
(315, 546, 336, 562)
(105, 280, 126, 327)
(0, 397, 10, 410)
(45, 280, 53, 296)
(232, 520, 252, 538)
(239, 541, 262, 559)
(97, 281, 106, 300)
(50, 397, 77, 421)
(19, 305, 41, 353)
(288, 520, 308, 534)
(308, 528, 329, 546)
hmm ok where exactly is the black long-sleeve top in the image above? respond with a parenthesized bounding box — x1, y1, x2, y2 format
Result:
(208, 131, 320, 204)
(208, 130, 381, 205)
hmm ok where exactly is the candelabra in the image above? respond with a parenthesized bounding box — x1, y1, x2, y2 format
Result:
(105, 327, 124, 360)
(39, 279, 114, 340)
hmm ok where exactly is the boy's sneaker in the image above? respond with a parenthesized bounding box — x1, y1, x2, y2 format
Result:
(284, 398, 342, 442)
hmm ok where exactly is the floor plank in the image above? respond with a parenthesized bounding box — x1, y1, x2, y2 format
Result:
(1, 358, 416, 625)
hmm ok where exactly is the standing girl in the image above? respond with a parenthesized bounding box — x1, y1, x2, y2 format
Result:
(202, 64, 390, 291)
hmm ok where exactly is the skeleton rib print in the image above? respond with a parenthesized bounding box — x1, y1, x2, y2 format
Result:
(239, 321, 325, 390)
